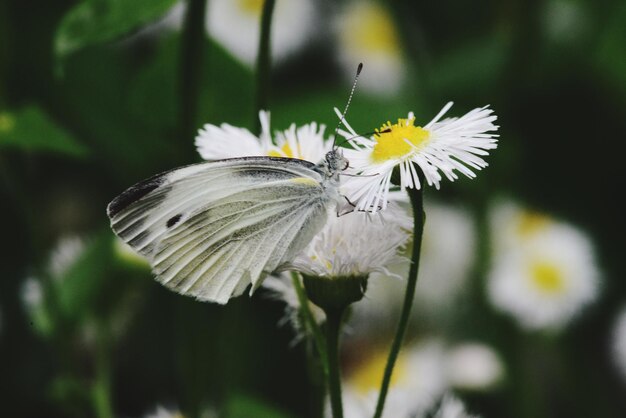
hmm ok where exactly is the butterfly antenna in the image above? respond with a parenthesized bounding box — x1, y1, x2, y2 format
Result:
(333, 63, 363, 150)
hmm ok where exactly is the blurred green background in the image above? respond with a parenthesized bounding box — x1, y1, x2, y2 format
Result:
(1, 0, 625, 417)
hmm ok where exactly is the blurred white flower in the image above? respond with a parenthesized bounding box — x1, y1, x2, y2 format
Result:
(340, 339, 449, 418)
(123, 0, 316, 66)
(21, 235, 86, 314)
(207, 0, 317, 66)
(287, 202, 412, 278)
(262, 274, 325, 339)
(196, 111, 332, 163)
(351, 201, 475, 329)
(489, 201, 551, 254)
(612, 306, 626, 381)
(487, 202, 600, 331)
(340, 103, 499, 211)
(21, 277, 44, 313)
(336, 1, 406, 96)
(47, 235, 85, 280)
(542, 0, 589, 44)
(417, 202, 476, 308)
(432, 394, 478, 418)
(445, 343, 504, 391)
(143, 406, 185, 418)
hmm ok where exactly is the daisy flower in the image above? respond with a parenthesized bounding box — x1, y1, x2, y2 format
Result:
(286, 202, 412, 279)
(261, 274, 326, 341)
(487, 202, 600, 331)
(340, 102, 498, 211)
(195, 110, 332, 162)
(431, 395, 479, 418)
(206, 0, 317, 66)
(339, 339, 449, 418)
(445, 343, 504, 391)
(143, 406, 185, 418)
(336, 1, 406, 96)
(350, 201, 475, 331)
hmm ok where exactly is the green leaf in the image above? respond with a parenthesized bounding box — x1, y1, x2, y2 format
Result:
(55, 0, 179, 58)
(0, 106, 88, 157)
(223, 395, 295, 418)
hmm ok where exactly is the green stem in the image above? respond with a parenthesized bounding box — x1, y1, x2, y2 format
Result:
(324, 307, 345, 418)
(291, 273, 329, 377)
(372, 184, 425, 418)
(92, 324, 113, 418)
(254, 0, 276, 134)
(180, 0, 208, 143)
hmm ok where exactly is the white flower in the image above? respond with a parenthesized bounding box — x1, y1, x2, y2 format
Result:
(612, 306, 626, 382)
(416, 202, 477, 309)
(206, 0, 317, 66)
(143, 406, 185, 418)
(340, 339, 449, 418)
(445, 343, 504, 391)
(350, 201, 475, 329)
(287, 202, 412, 278)
(21, 277, 44, 313)
(196, 111, 332, 163)
(261, 274, 325, 340)
(339, 102, 498, 211)
(336, 1, 406, 96)
(432, 395, 478, 418)
(487, 202, 600, 331)
(47, 235, 85, 279)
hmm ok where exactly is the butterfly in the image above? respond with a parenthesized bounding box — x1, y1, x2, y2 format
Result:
(107, 150, 349, 304)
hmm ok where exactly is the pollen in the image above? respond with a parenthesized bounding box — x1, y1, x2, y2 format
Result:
(530, 261, 565, 294)
(349, 349, 407, 394)
(371, 118, 430, 163)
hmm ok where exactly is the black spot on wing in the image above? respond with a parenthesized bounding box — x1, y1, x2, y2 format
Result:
(167, 214, 183, 228)
(107, 174, 166, 218)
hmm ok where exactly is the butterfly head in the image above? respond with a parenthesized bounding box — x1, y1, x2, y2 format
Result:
(318, 149, 349, 180)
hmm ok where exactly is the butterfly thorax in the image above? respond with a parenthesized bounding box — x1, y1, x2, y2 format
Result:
(315, 150, 349, 184)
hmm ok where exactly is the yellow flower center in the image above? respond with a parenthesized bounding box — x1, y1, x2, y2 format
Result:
(517, 212, 550, 237)
(349, 349, 407, 394)
(371, 118, 430, 163)
(267, 143, 299, 158)
(343, 3, 401, 56)
(237, 0, 264, 14)
(0, 112, 15, 132)
(530, 261, 565, 294)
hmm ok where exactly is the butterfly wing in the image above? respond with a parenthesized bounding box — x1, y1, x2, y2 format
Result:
(107, 157, 335, 304)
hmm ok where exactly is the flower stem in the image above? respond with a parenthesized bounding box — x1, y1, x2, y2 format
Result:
(324, 307, 346, 418)
(180, 0, 208, 143)
(291, 273, 329, 377)
(372, 184, 425, 418)
(254, 0, 276, 134)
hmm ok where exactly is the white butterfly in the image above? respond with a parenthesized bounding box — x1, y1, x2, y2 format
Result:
(107, 151, 349, 304)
